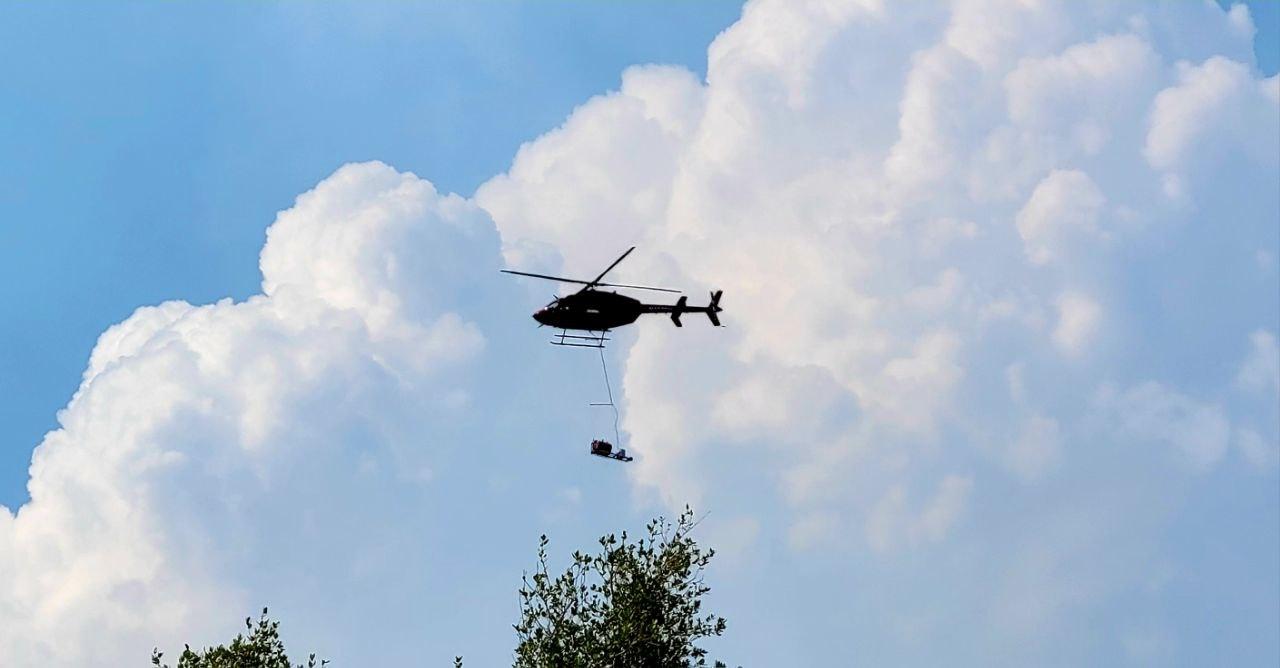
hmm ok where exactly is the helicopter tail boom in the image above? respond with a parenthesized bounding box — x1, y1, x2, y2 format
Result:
(644, 291, 723, 327)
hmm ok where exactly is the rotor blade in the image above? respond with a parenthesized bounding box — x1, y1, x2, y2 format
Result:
(500, 269, 592, 285)
(505, 247, 672, 293)
(595, 281, 681, 294)
(586, 246, 635, 287)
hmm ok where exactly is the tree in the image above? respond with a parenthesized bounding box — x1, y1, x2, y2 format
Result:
(151, 608, 325, 668)
(151, 510, 733, 667)
(514, 507, 730, 667)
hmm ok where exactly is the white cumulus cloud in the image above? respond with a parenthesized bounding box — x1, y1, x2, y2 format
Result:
(1016, 170, 1108, 265)
(1052, 290, 1102, 354)
(3, 1, 1278, 665)
(0, 162, 504, 665)
(479, 0, 1278, 662)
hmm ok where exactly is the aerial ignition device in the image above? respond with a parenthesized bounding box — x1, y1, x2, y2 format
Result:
(503, 247, 725, 464)
(501, 246, 723, 348)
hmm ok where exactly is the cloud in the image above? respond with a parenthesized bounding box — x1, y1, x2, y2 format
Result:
(1146, 56, 1280, 174)
(1006, 413, 1062, 482)
(1095, 381, 1231, 471)
(1236, 329, 1279, 395)
(865, 473, 973, 552)
(1004, 33, 1162, 146)
(1052, 290, 1102, 354)
(1232, 330, 1280, 471)
(1236, 427, 1280, 470)
(0, 162, 503, 664)
(1016, 170, 1107, 265)
(479, 0, 1278, 662)
(2, 1, 1277, 665)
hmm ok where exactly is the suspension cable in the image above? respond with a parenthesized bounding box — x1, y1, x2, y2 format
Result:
(596, 342, 621, 445)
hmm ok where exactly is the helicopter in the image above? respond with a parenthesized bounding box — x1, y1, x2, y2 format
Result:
(502, 246, 723, 348)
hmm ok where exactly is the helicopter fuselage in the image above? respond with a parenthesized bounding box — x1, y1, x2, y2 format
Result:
(534, 290, 642, 331)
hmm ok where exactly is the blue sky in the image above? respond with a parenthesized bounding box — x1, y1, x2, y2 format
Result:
(0, 2, 1277, 666)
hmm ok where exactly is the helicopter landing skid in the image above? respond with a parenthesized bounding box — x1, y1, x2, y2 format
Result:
(551, 330, 610, 348)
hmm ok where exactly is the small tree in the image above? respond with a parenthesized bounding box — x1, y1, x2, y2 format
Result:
(152, 511, 734, 667)
(514, 507, 729, 667)
(151, 608, 325, 668)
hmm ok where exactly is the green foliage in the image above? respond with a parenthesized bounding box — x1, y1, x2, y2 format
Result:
(151, 608, 325, 668)
(151, 510, 736, 667)
(514, 507, 729, 668)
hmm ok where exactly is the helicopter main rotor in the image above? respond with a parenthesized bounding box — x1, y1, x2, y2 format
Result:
(499, 246, 679, 294)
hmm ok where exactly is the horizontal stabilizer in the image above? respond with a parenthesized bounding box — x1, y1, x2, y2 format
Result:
(671, 295, 687, 327)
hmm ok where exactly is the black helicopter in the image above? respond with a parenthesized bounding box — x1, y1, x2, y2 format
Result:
(502, 246, 723, 347)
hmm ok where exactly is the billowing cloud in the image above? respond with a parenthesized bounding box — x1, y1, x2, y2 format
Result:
(2, 1, 1277, 665)
(1016, 170, 1107, 265)
(478, 0, 1278, 662)
(0, 162, 507, 664)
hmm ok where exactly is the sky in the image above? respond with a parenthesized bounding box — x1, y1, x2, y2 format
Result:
(0, 1, 745, 510)
(0, 1, 1277, 666)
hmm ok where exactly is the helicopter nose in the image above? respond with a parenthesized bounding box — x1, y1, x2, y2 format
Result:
(533, 308, 549, 325)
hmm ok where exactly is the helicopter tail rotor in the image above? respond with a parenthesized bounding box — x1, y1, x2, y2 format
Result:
(706, 290, 723, 327)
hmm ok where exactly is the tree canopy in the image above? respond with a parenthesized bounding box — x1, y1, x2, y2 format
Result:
(514, 507, 728, 667)
(151, 609, 324, 668)
(152, 509, 732, 667)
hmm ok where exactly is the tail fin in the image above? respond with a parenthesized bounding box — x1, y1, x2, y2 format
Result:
(671, 295, 687, 327)
(707, 290, 722, 326)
